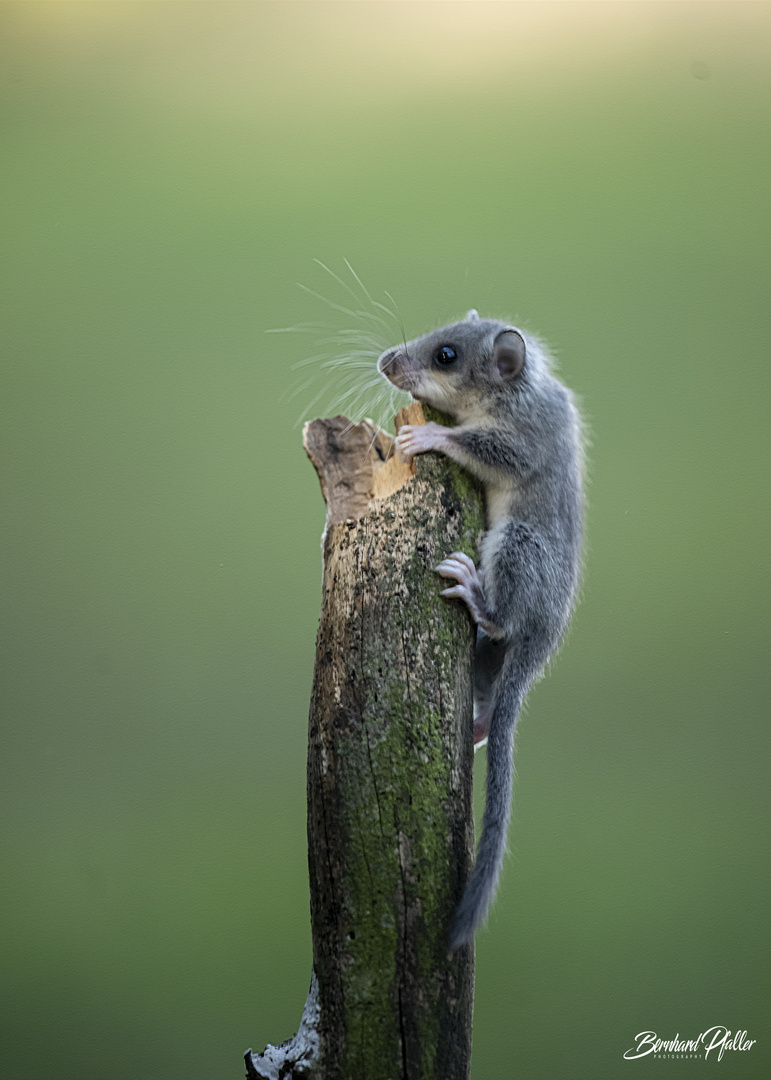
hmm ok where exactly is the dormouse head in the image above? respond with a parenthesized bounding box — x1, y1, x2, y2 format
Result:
(377, 310, 542, 421)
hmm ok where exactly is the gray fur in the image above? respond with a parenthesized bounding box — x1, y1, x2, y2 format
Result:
(378, 313, 584, 949)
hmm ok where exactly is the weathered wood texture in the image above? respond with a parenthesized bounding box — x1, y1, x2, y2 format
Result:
(247, 406, 484, 1080)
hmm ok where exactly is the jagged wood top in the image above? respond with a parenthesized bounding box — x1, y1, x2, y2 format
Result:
(302, 402, 425, 524)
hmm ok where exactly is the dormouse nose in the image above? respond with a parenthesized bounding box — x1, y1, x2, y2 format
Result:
(377, 347, 402, 373)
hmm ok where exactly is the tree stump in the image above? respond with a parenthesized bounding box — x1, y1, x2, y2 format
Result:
(246, 404, 484, 1080)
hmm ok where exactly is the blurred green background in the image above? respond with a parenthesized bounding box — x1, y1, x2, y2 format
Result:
(2, 3, 769, 1078)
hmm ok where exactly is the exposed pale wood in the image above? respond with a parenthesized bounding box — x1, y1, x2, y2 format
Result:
(302, 401, 425, 524)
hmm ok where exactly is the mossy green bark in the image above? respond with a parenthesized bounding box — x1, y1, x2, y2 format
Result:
(305, 431, 484, 1080)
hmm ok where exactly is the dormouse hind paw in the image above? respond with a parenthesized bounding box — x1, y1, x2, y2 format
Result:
(435, 552, 505, 640)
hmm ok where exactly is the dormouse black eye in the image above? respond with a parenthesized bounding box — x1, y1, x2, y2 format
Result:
(434, 345, 457, 365)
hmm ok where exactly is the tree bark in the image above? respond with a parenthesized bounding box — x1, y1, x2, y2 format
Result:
(246, 404, 484, 1080)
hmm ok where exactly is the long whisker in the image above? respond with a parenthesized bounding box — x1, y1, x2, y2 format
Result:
(383, 291, 407, 347)
(298, 283, 389, 333)
(265, 321, 328, 334)
(341, 258, 375, 303)
(314, 259, 369, 311)
(343, 258, 399, 330)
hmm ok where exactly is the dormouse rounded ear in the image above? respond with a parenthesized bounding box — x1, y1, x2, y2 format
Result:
(466, 309, 480, 321)
(493, 329, 526, 380)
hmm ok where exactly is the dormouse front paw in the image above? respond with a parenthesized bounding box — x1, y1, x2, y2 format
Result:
(395, 421, 450, 462)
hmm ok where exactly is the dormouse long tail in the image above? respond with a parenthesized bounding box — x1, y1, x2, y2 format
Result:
(450, 664, 528, 949)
